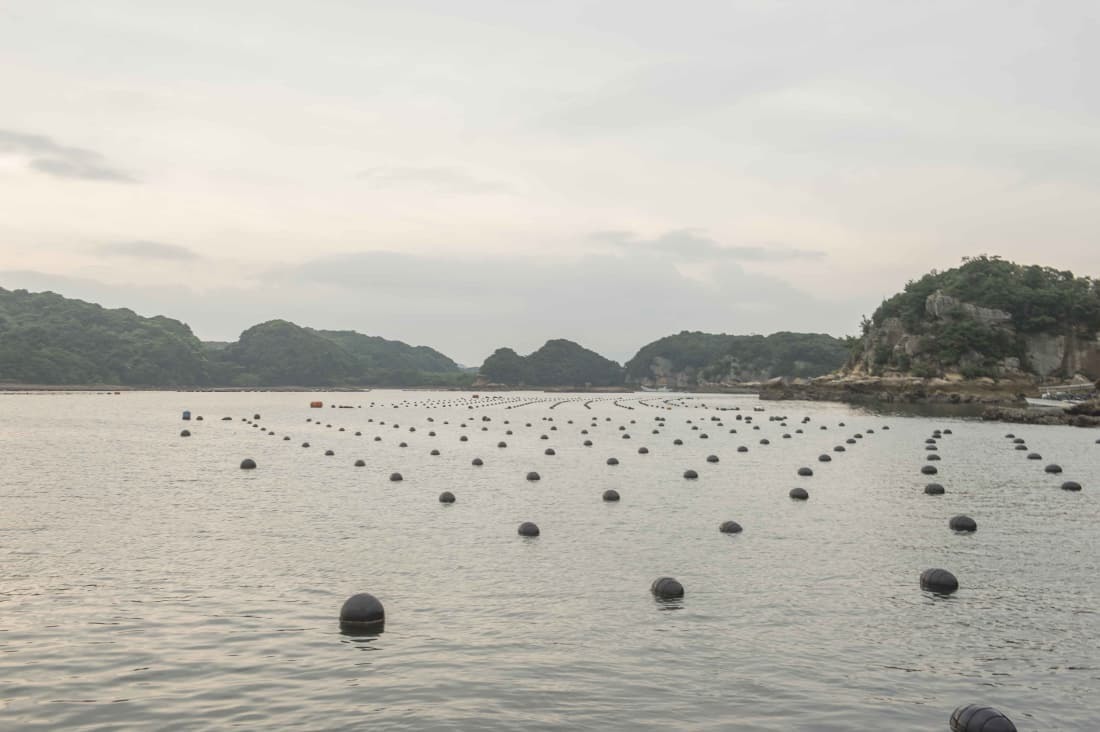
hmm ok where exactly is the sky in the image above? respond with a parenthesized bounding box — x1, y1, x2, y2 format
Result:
(2, 1, 1099, 365)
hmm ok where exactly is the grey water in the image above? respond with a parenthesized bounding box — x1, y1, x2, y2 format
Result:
(1, 391, 1097, 730)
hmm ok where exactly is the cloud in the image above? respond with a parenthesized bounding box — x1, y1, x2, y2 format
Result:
(358, 166, 512, 194)
(0, 129, 136, 182)
(591, 229, 826, 262)
(98, 240, 200, 260)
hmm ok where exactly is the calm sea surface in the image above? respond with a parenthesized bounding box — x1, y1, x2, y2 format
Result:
(1, 391, 1097, 730)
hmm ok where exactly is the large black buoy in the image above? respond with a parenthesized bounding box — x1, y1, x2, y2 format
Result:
(789, 487, 808, 500)
(925, 483, 945, 495)
(737, 446, 748, 453)
(1045, 464, 1062, 474)
(302, 442, 310, 448)
(518, 521, 540, 537)
(638, 447, 649, 454)
(339, 593, 384, 631)
(1061, 481, 1082, 491)
(354, 459, 366, 467)
(818, 454, 832, 462)
(798, 467, 813, 477)
(240, 458, 257, 470)
(390, 472, 403, 482)
(651, 577, 684, 598)
(927, 453, 941, 461)
(719, 520, 743, 534)
(526, 471, 541, 481)
(472, 458, 484, 466)
(583, 440, 593, 447)
(1027, 452, 1041, 460)
(920, 568, 958, 593)
(602, 489, 620, 502)
(325, 449, 335, 456)
(706, 454, 719, 463)
(439, 491, 455, 503)
(949, 704, 1016, 732)
(922, 465, 938, 475)
(683, 469, 698, 479)
(673, 438, 684, 445)
(949, 515, 977, 532)
(606, 457, 619, 465)
(544, 448, 556, 456)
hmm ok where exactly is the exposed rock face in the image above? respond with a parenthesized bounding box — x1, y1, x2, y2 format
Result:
(854, 289, 1100, 381)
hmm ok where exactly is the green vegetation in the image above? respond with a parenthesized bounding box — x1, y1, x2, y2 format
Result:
(480, 339, 623, 386)
(0, 287, 209, 386)
(0, 287, 468, 387)
(624, 331, 850, 384)
(864, 256, 1100, 376)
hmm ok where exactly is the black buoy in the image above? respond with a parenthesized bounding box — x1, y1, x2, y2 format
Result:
(526, 471, 541, 481)
(602, 489, 620, 502)
(920, 568, 958, 593)
(390, 472, 403, 482)
(583, 440, 593, 446)
(240, 458, 257, 470)
(949, 704, 1016, 732)
(638, 447, 649, 454)
(651, 577, 684, 598)
(1044, 464, 1062, 473)
(949, 515, 977, 532)
(925, 483, 945, 495)
(544, 448, 556, 456)
(683, 469, 698, 479)
(673, 438, 683, 445)
(339, 593, 384, 631)
(719, 520, 743, 534)
(798, 467, 813, 477)
(430, 449, 440, 456)
(302, 442, 310, 448)
(818, 454, 832, 462)
(472, 458, 484, 466)
(1061, 481, 1082, 491)
(606, 457, 619, 465)
(706, 455, 719, 463)
(439, 491, 455, 503)
(737, 446, 748, 453)
(180, 429, 191, 437)
(498, 441, 507, 448)
(354, 459, 365, 467)
(927, 453, 941, 461)
(325, 449, 335, 456)
(1027, 453, 1041, 460)
(922, 465, 938, 475)
(518, 521, 540, 537)
(789, 487, 808, 500)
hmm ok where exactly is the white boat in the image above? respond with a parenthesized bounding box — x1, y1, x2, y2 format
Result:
(1025, 397, 1071, 410)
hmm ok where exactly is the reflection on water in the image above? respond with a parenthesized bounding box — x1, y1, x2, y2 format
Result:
(0, 390, 1097, 730)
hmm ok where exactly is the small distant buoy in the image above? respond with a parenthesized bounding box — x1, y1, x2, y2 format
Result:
(949, 515, 977, 532)
(325, 449, 335, 456)
(706, 455, 719, 463)
(719, 520, 743, 534)
(759, 438, 769, 445)
(798, 467, 813, 477)
(1061, 481, 1082, 491)
(922, 465, 938, 475)
(833, 445, 845, 452)
(683, 469, 698, 479)
(302, 442, 310, 448)
(606, 457, 619, 465)
(180, 429, 191, 437)
(818, 454, 832, 462)
(920, 568, 958, 593)
(430, 449, 440, 456)
(737, 446, 748, 453)
(789, 487, 808, 500)
(927, 454, 941, 461)
(603, 489, 620, 502)
(638, 447, 649, 454)
(651, 577, 683, 598)
(1027, 453, 1041, 460)
(240, 458, 256, 470)
(526, 471, 541, 481)
(925, 483, 945, 495)
(673, 438, 683, 445)
(354, 459, 365, 467)
(518, 521, 540, 537)
(283, 436, 290, 440)
(583, 440, 593, 446)
(498, 441, 507, 448)
(1044, 464, 1062, 474)
(545, 448, 556, 456)
(390, 472, 403, 482)
(949, 704, 1016, 732)
(472, 458, 483, 466)
(339, 593, 384, 630)
(439, 491, 455, 503)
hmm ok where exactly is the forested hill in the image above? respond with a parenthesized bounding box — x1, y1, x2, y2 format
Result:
(479, 339, 624, 387)
(624, 331, 851, 387)
(855, 256, 1100, 379)
(0, 287, 210, 386)
(0, 288, 465, 387)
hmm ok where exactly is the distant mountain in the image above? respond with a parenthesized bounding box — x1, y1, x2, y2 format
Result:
(0, 287, 210, 386)
(852, 256, 1100, 380)
(0, 287, 467, 387)
(480, 339, 623, 387)
(624, 331, 850, 387)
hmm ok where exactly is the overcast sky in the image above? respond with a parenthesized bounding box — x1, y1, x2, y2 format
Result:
(2, 1, 1098, 365)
